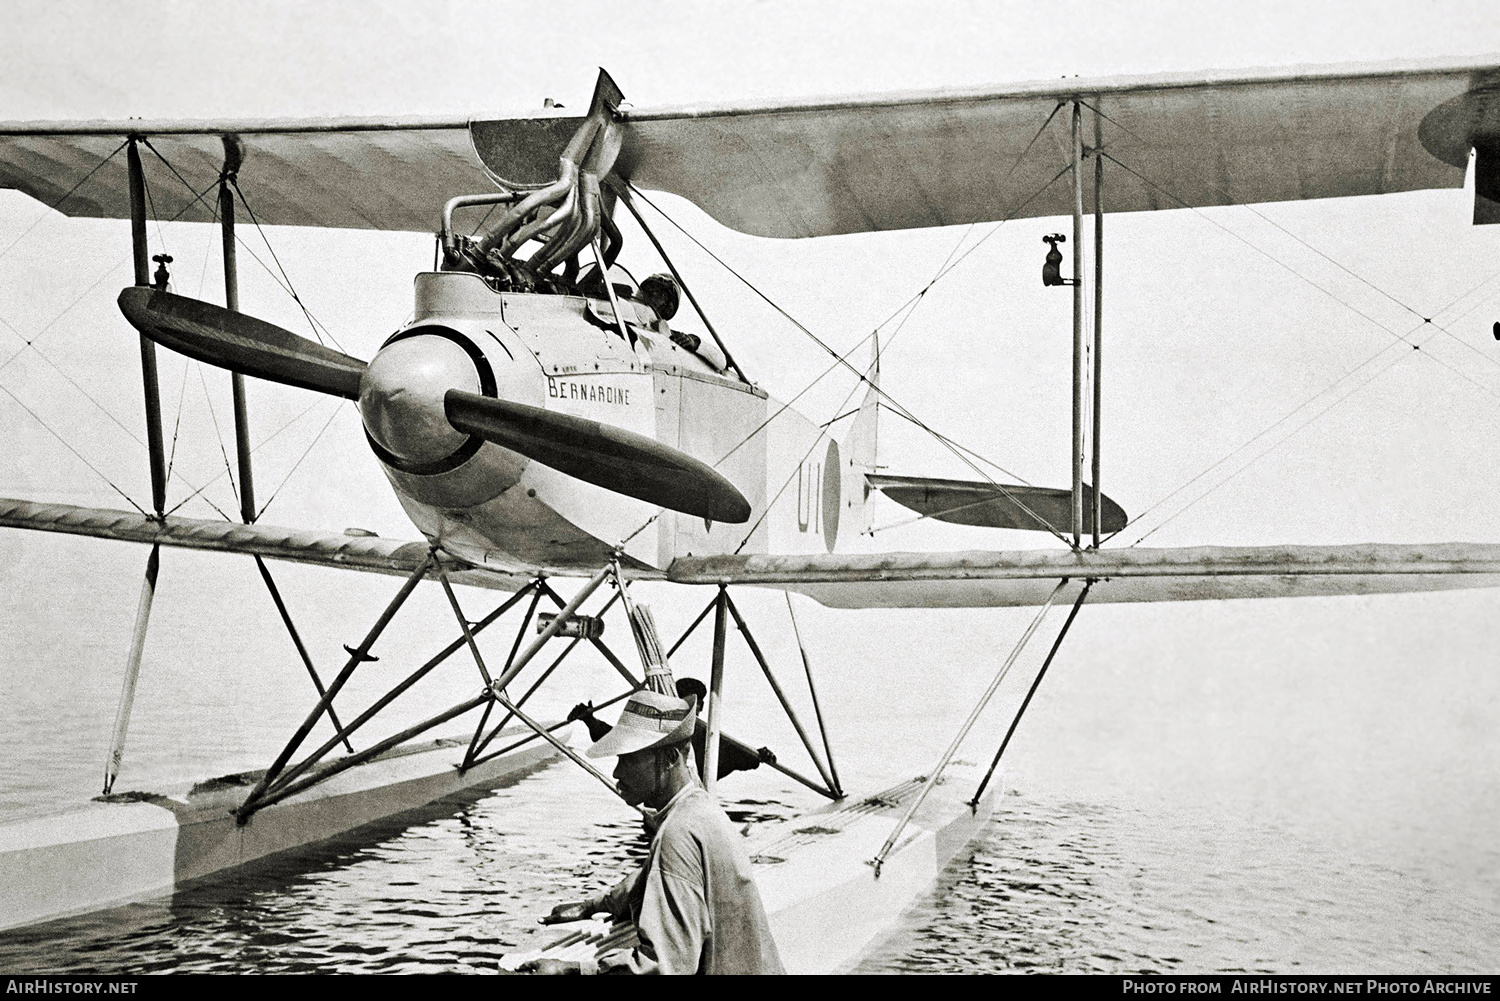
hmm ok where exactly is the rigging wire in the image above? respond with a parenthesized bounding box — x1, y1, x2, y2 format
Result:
(0, 380, 147, 517)
(229, 177, 347, 352)
(629, 173, 1078, 548)
(163, 358, 191, 487)
(255, 402, 344, 522)
(0, 174, 223, 517)
(0, 312, 146, 448)
(1242, 203, 1500, 377)
(136, 140, 345, 351)
(1101, 151, 1500, 404)
(166, 193, 225, 491)
(0, 139, 129, 264)
(0, 174, 219, 379)
(164, 395, 327, 518)
(195, 362, 240, 510)
(1089, 150, 1500, 545)
(1127, 336, 1422, 546)
(730, 213, 1038, 552)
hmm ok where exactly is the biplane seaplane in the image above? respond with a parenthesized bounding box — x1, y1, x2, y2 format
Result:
(4, 55, 1500, 971)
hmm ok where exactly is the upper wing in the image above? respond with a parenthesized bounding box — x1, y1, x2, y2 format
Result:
(0, 116, 480, 231)
(0, 496, 526, 591)
(6, 56, 1495, 237)
(668, 544, 1500, 607)
(476, 56, 1500, 238)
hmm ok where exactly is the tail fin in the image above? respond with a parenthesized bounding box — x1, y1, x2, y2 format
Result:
(838, 340, 880, 542)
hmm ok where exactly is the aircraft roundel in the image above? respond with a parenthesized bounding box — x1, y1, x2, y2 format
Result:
(822, 438, 841, 553)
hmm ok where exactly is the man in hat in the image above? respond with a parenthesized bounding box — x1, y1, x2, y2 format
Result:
(524, 690, 785, 975)
(567, 678, 776, 783)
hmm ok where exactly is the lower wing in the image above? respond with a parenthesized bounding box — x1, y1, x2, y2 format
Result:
(7, 496, 1498, 608)
(0, 497, 525, 591)
(668, 545, 1500, 607)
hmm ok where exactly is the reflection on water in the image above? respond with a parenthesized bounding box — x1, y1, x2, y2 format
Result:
(857, 792, 1500, 975)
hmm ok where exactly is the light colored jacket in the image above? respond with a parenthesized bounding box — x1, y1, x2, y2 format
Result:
(599, 785, 784, 975)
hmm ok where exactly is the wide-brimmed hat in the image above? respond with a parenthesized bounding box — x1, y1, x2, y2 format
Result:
(585, 690, 697, 758)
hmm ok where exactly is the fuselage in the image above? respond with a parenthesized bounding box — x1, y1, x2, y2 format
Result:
(361, 272, 874, 577)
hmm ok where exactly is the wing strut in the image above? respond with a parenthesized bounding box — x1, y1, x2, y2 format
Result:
(1091, 106, 1105, 549)
(219, 139, 257, 525)
(1064, 100, 1108, 549)
(1071, 101, 1085, 547)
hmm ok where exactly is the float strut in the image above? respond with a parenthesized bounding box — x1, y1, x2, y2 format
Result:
(438, 565, 493, 687)
(273, 582, 539, 794)
(104, 139, 168, 795)
(102, 544, 159, 795)
(492, 565, 611, 692)
(787, 594, 843, 797)
(666, 593, 720, 659)
(237, 553, 433, 819)
(702, 587, 729, 795)
(968, 583, 1091, 809)
(491, 693, 641, 813)
(507, 592, 621, 724)
(254, 555, 353, 753)
(870, 581, 1066, 875)
(724, 593, 838, 796)
(246, 691, 492, 815)
(470, 686, 638, 768)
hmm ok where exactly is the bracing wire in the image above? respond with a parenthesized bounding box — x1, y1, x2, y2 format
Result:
(254, 402, 344, 521)
(1127, 337, 1422, 546)
(137, 140, 345, 352)
(1101, 151, 1500, 405)
(629, 173, 1079, 549)
(1242, 203, 1500, 377)
(0, 138, 129, 264)
(0, 173, 219, 380)
(0, 173, 222, 517)
(163, 358, 191, 486)
(229, 177, 347, 352)
(1091, 150, 1500, 545)
(167, 194, 225, 490)
(0, 380, 147, 517)
(165, 396, 327, 518)
(195, 362, 239, 511)
(0, 312, 146, 447)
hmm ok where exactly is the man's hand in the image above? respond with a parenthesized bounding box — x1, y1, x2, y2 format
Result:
(517, 958, 581, 975)
(567, 702, 596, 723)
(540, 899, 597, 925)
(757, 746, 777, 765)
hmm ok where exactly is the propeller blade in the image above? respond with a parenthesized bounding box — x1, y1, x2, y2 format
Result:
(118, 287, 366, 399)
(444, 390, 751, 524)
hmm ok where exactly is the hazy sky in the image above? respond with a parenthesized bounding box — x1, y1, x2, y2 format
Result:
(5, 2, 1500, 866)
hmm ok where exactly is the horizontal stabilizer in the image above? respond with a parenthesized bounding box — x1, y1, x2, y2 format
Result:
(118, 287, 367, 399)
(868, 474, 1127, 534)
(670, 542, 1500, 608)
(444, 391, 751, 524)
